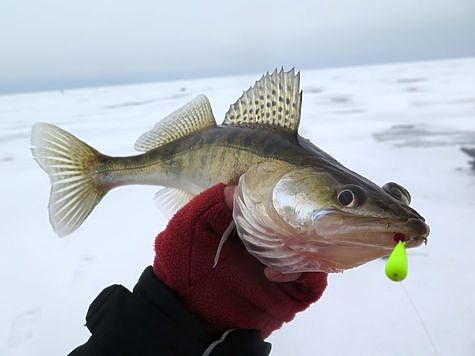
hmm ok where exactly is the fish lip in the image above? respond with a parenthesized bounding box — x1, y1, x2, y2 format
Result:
(393, 221, 430, 248)
(402, 218, 430, 238)
(315, 231, 426, 250)
(408, 235, 428, 246)
(313, 212, 429, 248)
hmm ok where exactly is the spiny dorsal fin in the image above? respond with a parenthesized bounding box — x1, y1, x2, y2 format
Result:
(135, 95, 216, 152)
(222, 68, 302, 136)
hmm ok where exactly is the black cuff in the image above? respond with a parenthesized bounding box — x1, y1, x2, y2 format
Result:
(68, 267, 270, 356)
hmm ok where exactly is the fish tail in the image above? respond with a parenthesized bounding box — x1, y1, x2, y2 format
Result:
(31, 123, 108, 237)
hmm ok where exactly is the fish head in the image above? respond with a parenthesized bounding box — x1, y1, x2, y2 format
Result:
(233, 161, 430, 273)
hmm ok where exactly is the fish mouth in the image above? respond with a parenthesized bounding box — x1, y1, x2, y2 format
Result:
(320, 231, 427, 250)
(312, 212, 430, 251)
(280, 215, 431, 272)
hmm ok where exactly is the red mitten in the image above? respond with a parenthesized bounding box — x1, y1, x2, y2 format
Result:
(153, 183, 327, 338)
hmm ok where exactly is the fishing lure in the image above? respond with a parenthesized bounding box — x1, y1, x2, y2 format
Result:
(385, 234, 408, 281)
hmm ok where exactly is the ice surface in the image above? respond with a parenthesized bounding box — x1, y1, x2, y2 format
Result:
(1, 58, 474, 355)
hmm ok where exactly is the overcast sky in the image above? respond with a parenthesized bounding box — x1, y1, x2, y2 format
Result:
(1, 0, 474, 94)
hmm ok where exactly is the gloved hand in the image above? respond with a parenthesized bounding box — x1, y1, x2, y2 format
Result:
(153, 183, 327, 339)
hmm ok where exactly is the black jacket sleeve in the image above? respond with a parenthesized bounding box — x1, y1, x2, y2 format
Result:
(68, 267, 271, 356)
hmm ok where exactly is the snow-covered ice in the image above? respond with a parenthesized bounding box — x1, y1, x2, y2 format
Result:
(1, 58, 474, 355)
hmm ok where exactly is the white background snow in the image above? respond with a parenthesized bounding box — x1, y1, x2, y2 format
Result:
(1, 58, 474, 355)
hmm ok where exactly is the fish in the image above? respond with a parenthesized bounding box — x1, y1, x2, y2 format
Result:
(31, 69, 429, 273)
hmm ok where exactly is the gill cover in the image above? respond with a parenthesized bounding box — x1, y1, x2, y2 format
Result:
(233, 162, 337, 273)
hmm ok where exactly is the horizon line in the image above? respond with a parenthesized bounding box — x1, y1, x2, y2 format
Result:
(1, 55, 473, 97)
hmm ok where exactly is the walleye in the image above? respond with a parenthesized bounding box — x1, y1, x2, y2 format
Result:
(31, 69, 429, 273)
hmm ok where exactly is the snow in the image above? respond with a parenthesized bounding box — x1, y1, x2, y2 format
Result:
(1, 58, 474, 355)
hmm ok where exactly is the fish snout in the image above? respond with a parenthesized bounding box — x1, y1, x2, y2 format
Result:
(406, 218, 430, 238)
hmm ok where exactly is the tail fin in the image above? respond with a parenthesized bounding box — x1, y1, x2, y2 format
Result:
(31, 123, 107, 237)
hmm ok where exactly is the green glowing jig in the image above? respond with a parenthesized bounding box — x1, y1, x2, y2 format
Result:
(385, 241, 408, 282)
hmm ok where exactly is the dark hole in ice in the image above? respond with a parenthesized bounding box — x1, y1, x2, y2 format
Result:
(461, 147, 475, 170)
(396, 77, 427, 84)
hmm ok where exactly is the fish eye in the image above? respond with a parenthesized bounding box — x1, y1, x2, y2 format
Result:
(337, 185, 365, 208)
(337, 190, 355, 207)
(382, 182, 411, 205)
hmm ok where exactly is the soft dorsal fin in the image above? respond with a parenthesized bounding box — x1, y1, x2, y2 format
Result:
(135, 95, 216, 152)
(222, 68, 302, 136)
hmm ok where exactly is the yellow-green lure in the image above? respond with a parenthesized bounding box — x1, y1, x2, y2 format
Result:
(385, 241, 408, 282)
